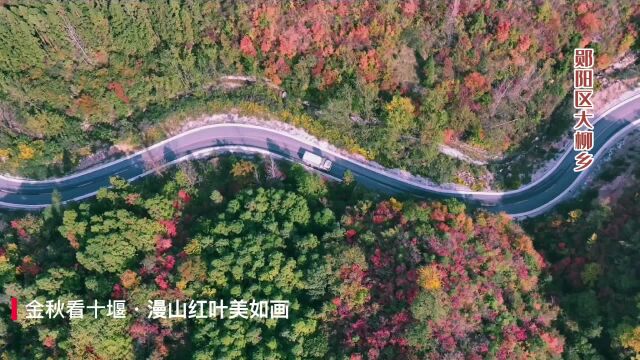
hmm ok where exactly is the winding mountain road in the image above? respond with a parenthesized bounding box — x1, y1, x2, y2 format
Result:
(1, 93, 640, 218)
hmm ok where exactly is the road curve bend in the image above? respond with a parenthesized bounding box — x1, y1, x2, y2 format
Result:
(1, 94, 640, 218)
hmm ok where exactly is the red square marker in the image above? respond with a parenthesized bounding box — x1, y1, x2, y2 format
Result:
(11, 298, 18, 321)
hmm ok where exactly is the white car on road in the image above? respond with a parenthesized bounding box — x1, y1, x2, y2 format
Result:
(301, 151, 332, 171)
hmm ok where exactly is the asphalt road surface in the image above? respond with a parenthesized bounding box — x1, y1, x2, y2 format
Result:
(1, 94, 639, 218)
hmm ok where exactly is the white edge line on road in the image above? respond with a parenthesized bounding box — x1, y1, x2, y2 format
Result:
(509, 118, 640, 219)
(500, 92, 640, 194)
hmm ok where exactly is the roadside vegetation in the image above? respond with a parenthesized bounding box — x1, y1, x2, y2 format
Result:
(524, 142, 640, 359)
(0, 1, 638, 188)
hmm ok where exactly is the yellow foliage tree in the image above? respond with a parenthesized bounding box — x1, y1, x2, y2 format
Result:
(385, 95, 415, 132)
(0, 148, 10, 161)
(389, 197, 403, 212)
(620, 326, 640, 358)
(18, 144, 35, 160)
(231, 160, 257, 178)
(418, 264, 441, 291)
(120, 270, 139, 289)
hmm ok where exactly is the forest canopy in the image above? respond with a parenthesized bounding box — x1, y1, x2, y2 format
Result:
(0, 156, 565, 359)
(0, 0, 637, 185)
